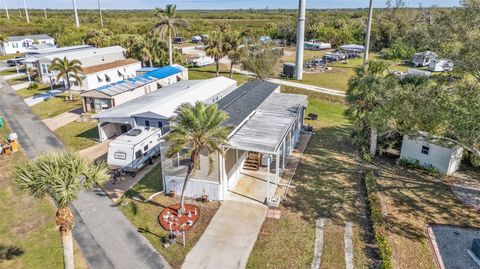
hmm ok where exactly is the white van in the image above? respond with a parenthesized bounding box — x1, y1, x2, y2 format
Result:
(107, 127, 163, 176)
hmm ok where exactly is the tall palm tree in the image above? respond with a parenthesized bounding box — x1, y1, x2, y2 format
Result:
(15, 151, 109, 269)
(140, 37, 156, 67)
(223, 31, 244, 79)
(205, 31, 225, 77)
(153, 4, 189, 65)
(166, 102, 232, 213)
(49, 57, 83, 101)
(345, 60, 392, 157)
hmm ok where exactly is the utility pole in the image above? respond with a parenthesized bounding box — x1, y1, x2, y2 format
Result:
(72, 0, 80, 28)
(23, 0, 29, 23)
(295, 0, 306, 80)
(98, 0, 104, 27)
(364, 0, 374, 63)
(4, 0, 9, 20)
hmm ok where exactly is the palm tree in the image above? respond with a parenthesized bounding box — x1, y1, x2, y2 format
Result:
(345, 60, 392, 157)
(166, 102, 232, 213)
(364, 0, 374, 63)
(49, 57, 83, 101)
(140, 37, 156, 67)
(153, 4, 189, 65)
(223, 31, 244, 79)
(0, 33, 8, 44)
(15, 151, 109, 269)
(205, 31, 225, 77)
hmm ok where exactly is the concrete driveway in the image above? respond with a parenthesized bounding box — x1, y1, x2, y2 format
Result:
(43, 107, 82, 131)
(182, 199, 267, 269)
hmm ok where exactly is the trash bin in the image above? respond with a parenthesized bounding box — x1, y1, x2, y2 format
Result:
(0, 116, 4, 128)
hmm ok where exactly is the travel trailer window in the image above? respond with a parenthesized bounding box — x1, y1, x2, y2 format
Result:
(135, 150, 142, 159)
(421, 145, 430, 155)
(145, 120, 150, 127)
(144, 145, 149, 151)
(114, 152, 126, 160)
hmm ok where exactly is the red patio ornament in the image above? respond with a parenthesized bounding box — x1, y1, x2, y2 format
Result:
(158, 204, 200, 232)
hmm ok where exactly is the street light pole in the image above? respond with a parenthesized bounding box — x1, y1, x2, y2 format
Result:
(295, 0, 306, 80)
(73, 0, 80, 28)
(364, 0, 374, 63)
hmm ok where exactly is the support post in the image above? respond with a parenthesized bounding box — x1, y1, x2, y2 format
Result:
(266, 154, 271, 199)
(295, 0, 306, 80)
(364, 0, 374, 63)
(97, 122, 104, 142)
(177, 152, 180, 167)
(282, 141, 286, 170)
(276, 152, 280, 187)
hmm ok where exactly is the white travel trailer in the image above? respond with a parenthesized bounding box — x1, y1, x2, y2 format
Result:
(107, 127, 163, 176)
(429, 59, 454, 72)
(191, 56, 215, 67)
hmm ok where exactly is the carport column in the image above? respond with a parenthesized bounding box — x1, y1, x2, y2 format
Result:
(266, 154, 271, 198)
(282, 140, 286, 170)
(276, 151, 280, 187)
(97, 122, 104, 142)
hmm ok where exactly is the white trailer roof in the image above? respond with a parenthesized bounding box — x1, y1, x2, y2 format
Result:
(93, 77, 237, 121)
(42, 46, 125, 62)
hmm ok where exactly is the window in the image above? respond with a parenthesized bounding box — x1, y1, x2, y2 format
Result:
(144, 145, 149, 151)
(41, 64, 48, 74)
(12, 42, 18, 48)
(421, 145, 430, 155)
(97, 75, 103, 83)
(105, 74, 111, 83)
(114, 152, 126, 160)
(158, 122, 163, 128)
(145, 120, 150, 127)
(135, 150, 142, 159)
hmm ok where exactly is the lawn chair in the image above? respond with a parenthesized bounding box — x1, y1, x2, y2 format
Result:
(307, 113, 318, 120)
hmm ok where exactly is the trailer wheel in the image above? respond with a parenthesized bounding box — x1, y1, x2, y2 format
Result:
(149, 157, 155, 164)
(131, 172, 136, 177)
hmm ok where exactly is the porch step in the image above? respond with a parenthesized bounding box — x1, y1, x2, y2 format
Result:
(243, 151, 261, 171)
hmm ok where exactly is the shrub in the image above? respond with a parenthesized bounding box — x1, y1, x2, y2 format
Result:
(397, 158, 441, 177)
(364, 171, 393, 269)
(27, 82, 39, 90)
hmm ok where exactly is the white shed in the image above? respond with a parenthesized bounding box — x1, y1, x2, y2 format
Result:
(400, 135, 463, 175)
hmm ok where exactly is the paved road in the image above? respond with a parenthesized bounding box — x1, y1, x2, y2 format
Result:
(0, 76, 170, 269)
(268, 78, 346, 97)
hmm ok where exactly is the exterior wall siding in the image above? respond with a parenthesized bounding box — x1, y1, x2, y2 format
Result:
(1, 38, 55, 55)
(164, 176, 222, 200)
(400, 135, 463, 175)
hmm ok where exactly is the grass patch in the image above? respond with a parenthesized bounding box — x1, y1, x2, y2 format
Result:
(0, 68, 25, 76)
(54, 121, 98, 151)
(0, 53, 24, 60)
(375, 159, 480, 269)
(118, 164, 220, 268)
(189, 65, 251, 84)
(6, 75, 29, 86)
(31, 93, 82, 120)
(15, 84, 60, 98)
(0, 116, 88, 269)
(247, 96, 373, 268)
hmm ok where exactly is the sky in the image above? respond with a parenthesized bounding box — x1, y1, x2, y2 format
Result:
(4, 0, 460, 10)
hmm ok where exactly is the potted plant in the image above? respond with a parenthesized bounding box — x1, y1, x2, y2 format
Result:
(200, 194, 208, 202)
(168, 189, 176, 197)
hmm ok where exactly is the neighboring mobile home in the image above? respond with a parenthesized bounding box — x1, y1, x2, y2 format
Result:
(0, 34, 55, 55)
(92, 77, 237, 141)
(400, 135, 463, 175)
(81, 65, 188, 113)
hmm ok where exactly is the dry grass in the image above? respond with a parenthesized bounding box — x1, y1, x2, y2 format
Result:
(247, 93, 375, 268)
(375, 158, 480, 269)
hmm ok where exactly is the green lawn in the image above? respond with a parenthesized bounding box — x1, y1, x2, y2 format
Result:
(0, 117, 88, 269)
(0, 53, 24, 60)
(189, 65, 251, 85)
(54, 121, 99, 151)
(6, 75, 29, 86)
(16, 84, 60, 98)
(247, 90, 373, 268)
(31, 94, 82, 120)
(118, 165, 220, 268)
(0, 67, 25, 76)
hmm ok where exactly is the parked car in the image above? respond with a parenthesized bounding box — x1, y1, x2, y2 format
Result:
(6, 56, 25, 67)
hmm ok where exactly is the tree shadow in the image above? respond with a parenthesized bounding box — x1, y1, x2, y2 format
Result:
(0, 244, 24, 260)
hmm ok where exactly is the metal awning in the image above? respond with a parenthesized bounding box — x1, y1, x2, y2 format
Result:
(227, 111, 297, 154)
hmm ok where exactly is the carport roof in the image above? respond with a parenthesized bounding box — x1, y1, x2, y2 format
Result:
(227, 93, 307, 154)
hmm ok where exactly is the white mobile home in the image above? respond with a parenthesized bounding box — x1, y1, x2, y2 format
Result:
(412, 51, 437, 67)
(400, 135, 463, 175)
(163, 80, 308, 201)
(107, 127, 162, 174)
(429, 59, 454, 72)
(93, 77, 238, 141)
(0, 34, 55, 55)
(81, 65, 188, 113)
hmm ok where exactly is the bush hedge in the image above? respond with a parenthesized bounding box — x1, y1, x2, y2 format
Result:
(397, 158, 441, 177)
(364, 171, 393, 269)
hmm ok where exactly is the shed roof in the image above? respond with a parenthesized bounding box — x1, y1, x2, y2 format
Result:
(8, 34, 53, 42)
(93, 77, 237, 120)
(217, 80, 279, 128)
(227, 93, 307, 154)
(143, 65, 183, 79)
